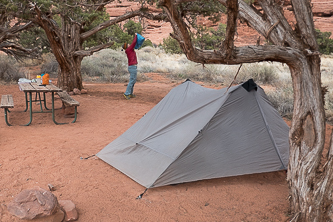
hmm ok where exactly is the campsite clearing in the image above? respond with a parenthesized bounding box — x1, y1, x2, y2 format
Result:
(0, 79, 321, 221)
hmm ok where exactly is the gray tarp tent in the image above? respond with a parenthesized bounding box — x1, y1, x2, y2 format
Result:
(97, 79, 289, 188)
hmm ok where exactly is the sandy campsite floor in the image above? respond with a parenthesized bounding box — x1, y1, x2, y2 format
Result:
(0, 75, 292, 221)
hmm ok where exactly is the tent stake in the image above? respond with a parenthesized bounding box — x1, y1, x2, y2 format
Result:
(80, 154, 96, 160)
(136, 188, 148, 199)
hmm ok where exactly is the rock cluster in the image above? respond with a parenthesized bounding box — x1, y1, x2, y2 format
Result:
(7, 187, 79, 222)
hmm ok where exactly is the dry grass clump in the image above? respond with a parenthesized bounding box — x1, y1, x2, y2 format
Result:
(81, 49, 128, 82)
(40, 53, 58, 77)
(0, 55, 26, 83)
(265, 79, 294, 119)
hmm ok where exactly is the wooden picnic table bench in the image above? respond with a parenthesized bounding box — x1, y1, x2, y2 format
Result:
(1, 95, 14, 126)
(57, 91, 80, 123)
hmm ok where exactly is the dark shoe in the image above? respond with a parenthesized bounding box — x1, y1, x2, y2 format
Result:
(129, 94, 136, 98)
(123, 94, 131, 100)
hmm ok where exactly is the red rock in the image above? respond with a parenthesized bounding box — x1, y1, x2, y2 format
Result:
(7, 187, 58, 220)
(59, 200, 79, 221)
(73, 88, 81, 95)
(80, 89, 88, 94)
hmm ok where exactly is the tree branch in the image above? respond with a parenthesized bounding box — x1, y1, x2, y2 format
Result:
(80, 10, 141, 40)
(0, 21, 34, 42)
(81, 8, 168, 41)
(73, 42, 114, 57)
(0, 41, 39, 60)
(216, 0, 301, 49)
(222, 0, 238, 59)
(291, 0, 318, 49)
(161, 0, 301, 66)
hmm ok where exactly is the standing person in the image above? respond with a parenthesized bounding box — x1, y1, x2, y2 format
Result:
(122, 33, 138, 100)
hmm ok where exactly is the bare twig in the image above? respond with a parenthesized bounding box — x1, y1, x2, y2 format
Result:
(266, 21, 280, 38)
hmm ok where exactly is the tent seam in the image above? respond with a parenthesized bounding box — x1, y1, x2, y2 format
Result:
(254, 90, 286, 169)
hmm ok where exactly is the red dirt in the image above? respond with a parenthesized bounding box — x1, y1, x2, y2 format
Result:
(2, 74, 330, 222)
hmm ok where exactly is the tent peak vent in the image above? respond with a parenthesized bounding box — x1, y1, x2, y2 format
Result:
(242, 79, 257, 92)
(183, 79, 192, 83)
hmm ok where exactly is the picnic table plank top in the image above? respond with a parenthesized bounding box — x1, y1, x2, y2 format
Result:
(19, 82, 62, 92)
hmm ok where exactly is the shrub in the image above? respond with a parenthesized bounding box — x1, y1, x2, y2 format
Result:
(325, 89, 333, 121)
(193, 23, 226, 50)
(108, 20, 145, 50)
(141, 39, 153, 48)
(162, 23, 226, 53)
(81, 49, 129, 82)
(124, 20, 143, 36)
(40, 53, 58, 77)
(0, 55, 26, 82)
(238, 63, 278, 84)
(162, 36, 183, 54)
(316, 29, 333, 55)
(266, 80, 294, 118)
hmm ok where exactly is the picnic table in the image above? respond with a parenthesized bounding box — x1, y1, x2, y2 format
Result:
(1, 82, 79, 126)
(19, 82, 63, 125)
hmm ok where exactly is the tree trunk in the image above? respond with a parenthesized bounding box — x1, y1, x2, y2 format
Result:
(57, 56, 83, 92)
(32, 6, 84, 91)
(55, 16, 83, 91)
(287, 54, 333, 222)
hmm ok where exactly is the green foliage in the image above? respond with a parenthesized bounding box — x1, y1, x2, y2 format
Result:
(193, 23, 226, 50)
(82, 11, 114, 48)
(108, 20, 147, 49)
(19, 27, 51, 53)
(162, 36, 183, 54)
(179, 0, 225, 25)
(243, 0, 255, 5)
(162, 23, 226, 53)
(12, 2, 149, 53)
(124, 20, 143, 36)
(142, 39, 153, 48)
(108, 25, 131, 49)
(316, 29, 333, 55)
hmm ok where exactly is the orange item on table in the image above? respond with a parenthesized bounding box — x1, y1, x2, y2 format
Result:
(42, 73, 49, 85)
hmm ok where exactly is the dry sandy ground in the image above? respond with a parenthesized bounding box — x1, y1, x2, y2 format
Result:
(0, 75, 292, 221)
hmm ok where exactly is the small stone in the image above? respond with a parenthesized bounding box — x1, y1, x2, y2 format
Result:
(48, 184, 56, 191)
(59, 200, 79, 221)
(73, 88, 81, 95)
